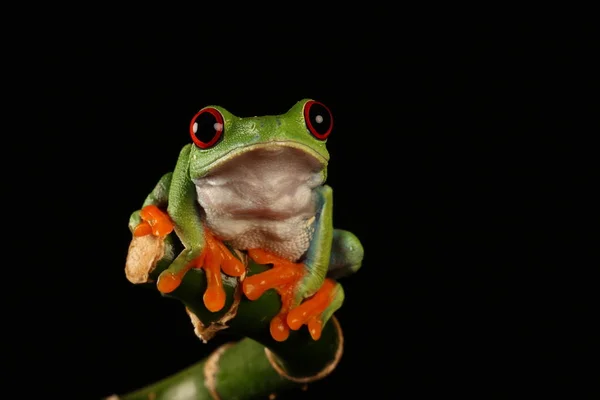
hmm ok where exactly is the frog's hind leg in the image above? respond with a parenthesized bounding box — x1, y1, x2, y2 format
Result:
(326, 229, 364, 279)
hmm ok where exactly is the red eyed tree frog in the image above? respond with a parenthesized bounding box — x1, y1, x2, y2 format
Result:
(128, 99, 363, 342)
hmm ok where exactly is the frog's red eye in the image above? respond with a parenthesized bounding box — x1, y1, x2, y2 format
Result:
(303, 100, 333, 140)
(190, 107, 224, 149)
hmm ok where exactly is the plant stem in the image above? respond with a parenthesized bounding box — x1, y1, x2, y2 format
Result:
(117, 234, 344, 399)
(117, 338, 297, 400)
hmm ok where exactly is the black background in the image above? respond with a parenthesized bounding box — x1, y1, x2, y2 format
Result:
(22, 14, 594, 399)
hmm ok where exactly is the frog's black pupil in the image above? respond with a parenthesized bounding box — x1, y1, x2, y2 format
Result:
(308, 103, 331, 135)
(195, 111, 219, 143)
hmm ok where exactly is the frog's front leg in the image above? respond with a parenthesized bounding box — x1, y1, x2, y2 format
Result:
(284, 229, 363, 339)
(243, 185, 344, 341)
(156, 223, 245, 312)
(132, 145, 245, 312)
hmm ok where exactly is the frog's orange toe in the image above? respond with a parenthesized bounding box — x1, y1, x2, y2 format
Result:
(270, 314, 291, 342)
(242, 260, 303, 301)
(307, 316, 324, 341)
(157, 271, 182, 294)
(203, 283, 227, 313)
(133, 220, 153, 237)
(197, 229, 245, 312)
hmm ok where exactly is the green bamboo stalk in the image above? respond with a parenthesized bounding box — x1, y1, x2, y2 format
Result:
(114, 339, 297, 400)
(115, 232, 344, 400)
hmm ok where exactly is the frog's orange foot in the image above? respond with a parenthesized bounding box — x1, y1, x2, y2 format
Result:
(242, 249, 309, 342)
(157, 229, 245, 313)
(287, 278, 337, 341)
(133, 205, 174, 237)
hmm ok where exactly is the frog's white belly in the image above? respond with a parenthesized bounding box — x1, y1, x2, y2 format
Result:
(193, 147, 323, 262)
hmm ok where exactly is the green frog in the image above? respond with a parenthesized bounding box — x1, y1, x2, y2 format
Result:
(129, 99, 363, 342)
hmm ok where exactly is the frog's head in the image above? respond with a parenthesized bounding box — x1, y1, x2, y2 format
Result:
(187, 99, 331, 183)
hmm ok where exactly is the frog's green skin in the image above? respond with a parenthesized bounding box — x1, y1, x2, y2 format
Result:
(129, 99, 363, 328)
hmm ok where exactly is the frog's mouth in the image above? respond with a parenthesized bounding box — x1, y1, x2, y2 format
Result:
(198, 141, 327, 175)
(192, 142, 326, 219)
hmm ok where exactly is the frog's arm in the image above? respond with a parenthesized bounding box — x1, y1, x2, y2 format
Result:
(299, 185, 334, 299)
(293, 201, 364, 333)
(166, 145, 205, 249)
(128, 172, 173, 233)
(288, 186, 353, 334)
(152, 144, 245, 311)
(155, 144, 206, 287)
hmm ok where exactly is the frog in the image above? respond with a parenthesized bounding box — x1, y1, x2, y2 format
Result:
(128, 99, 364, 342)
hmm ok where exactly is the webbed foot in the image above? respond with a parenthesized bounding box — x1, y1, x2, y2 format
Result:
(133, 205, 174, 237)
(157, 229, 245, 312)
(242, 249, 343, 342)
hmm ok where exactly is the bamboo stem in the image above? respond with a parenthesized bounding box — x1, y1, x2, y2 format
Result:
(117, 233, 344, 399)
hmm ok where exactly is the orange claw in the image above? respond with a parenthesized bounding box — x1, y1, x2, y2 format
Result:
(134, 205, 174, 237)
(156, 270, 183, 294)
(158, 228, 245, 313)
(307, 317, 324, 341)
(270, 314, 290, 342)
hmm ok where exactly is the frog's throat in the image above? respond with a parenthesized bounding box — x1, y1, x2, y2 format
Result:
(194, 141, 328, 178)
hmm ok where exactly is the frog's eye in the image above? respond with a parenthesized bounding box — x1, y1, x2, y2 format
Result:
(190, 107, 224, 149)
(303, 100, 333, 140)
